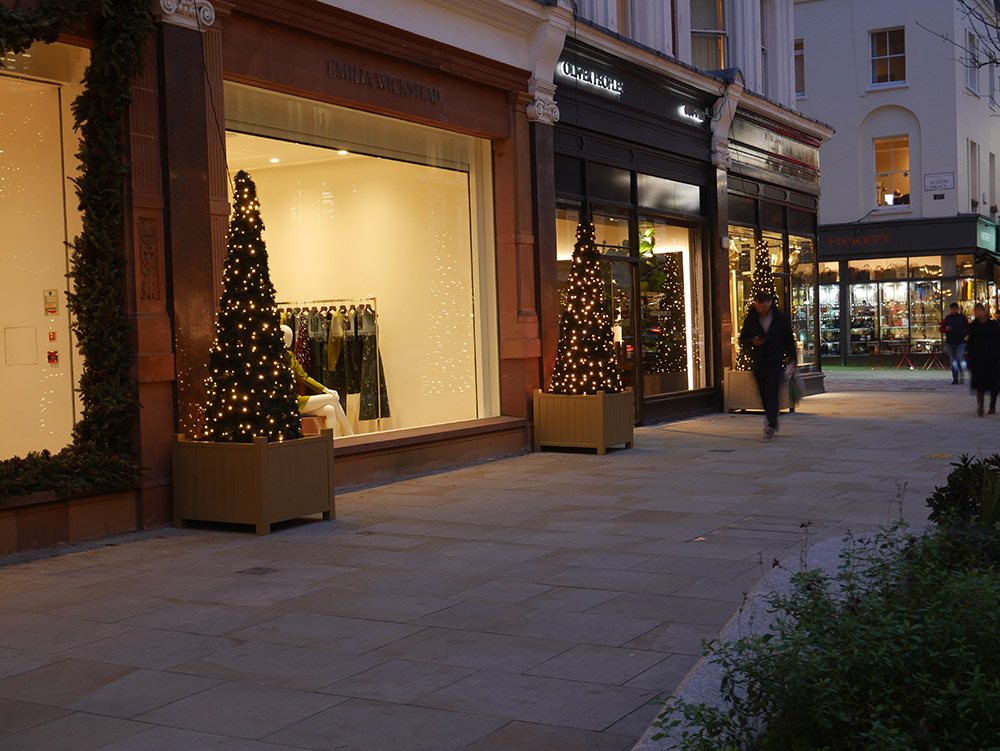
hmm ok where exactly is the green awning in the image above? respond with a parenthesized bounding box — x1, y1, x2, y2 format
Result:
(976, 218, 999, 262)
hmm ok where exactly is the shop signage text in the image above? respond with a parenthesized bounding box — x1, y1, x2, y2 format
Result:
(924, 172, 955, 191)
(327, 60, 443, 104)
(557, 60, 624, 98)
(680, 104, 706, 123)
(978, 220, 996, 252)
(826, 233, 891, 248)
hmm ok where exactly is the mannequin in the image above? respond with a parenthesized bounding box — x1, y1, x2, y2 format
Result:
(281, 325, 353, 436)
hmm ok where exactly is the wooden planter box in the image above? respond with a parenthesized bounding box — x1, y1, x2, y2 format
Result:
(172, 431, 334, 535)
(723, 367, 792, 414)
(533, 389, 634, 455)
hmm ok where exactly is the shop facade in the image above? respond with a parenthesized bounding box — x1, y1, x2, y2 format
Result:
(0, 0, 550, 551)
(817, 215, 999, 365)
(548, 38, 721, 424)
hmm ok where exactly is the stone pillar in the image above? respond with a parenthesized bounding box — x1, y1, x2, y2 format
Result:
(153, 0, 219, 438)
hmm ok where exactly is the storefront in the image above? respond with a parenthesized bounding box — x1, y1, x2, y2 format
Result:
(726, 110, 825, 379)
(550, 39, 719, 424)
(818, 216, 998, 364)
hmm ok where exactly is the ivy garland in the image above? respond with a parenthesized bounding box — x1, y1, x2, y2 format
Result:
(0, 0, 151, 499)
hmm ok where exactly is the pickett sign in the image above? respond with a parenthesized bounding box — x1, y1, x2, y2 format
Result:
(826, 233, 891, 248)
(328, 59, 443, 104)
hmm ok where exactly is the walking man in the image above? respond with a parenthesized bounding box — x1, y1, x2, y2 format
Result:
(941, 302, 969, 384)
(966, 302, 1000, 416)
(739, 292, 798, 440)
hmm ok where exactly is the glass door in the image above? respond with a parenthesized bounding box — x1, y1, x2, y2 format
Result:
(592, 212, 638, 401)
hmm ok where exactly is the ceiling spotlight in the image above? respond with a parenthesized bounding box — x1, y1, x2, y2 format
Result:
(337, 150, 349, 156)
(269, 157, 280, 163)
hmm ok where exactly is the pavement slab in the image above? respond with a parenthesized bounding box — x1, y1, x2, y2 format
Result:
(0, 370, 981, 749)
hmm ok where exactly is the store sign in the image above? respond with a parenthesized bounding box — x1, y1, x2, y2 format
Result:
(826, 233, 892, 249)
(327, 59, 443, 104)
(924, 172, 955, 191)
(680, 104, 706, 123)
(977, 220, 996, 252)
(556, 60, 624, 98)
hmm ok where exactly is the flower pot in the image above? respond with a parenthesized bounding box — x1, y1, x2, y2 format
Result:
(172, 431, 334, 535)
(533, 389, 634, 455)
(723, 367, 792, 414)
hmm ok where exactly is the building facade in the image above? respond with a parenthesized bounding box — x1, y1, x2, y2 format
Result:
(0, 0, 829, 551)
(795, 0, 1000, 364)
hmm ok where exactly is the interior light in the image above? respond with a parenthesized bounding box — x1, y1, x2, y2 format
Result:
(337, 150, 349, 156)
(269, 157, 280, 163)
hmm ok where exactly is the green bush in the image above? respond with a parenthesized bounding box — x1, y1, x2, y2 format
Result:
(0, 447, 142, 500)
(926, 453, 1000, 526)
(651, 523, 1000, 751)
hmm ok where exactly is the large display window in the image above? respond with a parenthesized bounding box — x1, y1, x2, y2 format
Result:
(790, 236, 816, 364)
(225, 83, 499, 436)
(0, 44, 88, 459)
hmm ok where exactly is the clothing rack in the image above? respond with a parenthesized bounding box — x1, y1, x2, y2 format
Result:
(276, 296, 377, 310)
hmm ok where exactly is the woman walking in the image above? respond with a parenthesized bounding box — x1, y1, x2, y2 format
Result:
(965, 302, 1000, 416)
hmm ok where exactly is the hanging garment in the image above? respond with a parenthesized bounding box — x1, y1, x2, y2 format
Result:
(308, 309, 327, 382)
(326, 310, 346, 370)
(293, 315, 312, 393)
(358, 307, 391, 420)
(344, 308, 363, 394)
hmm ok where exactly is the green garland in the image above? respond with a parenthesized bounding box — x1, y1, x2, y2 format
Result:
(0, 0, 151, 499)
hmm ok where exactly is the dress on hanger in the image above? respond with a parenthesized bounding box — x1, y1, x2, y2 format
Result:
(358, 306, 390, 420)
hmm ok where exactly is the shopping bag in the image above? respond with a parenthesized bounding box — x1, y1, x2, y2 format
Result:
(787, 371, 804, 407)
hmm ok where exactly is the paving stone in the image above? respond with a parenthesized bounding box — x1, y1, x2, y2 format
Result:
(320, 658, 474, 703)
(277, 589, 454, 621)
(464, 721, 635, 751)
(264, 698, 505, 751)
(0, 611, 131, 653)
(415, 670, 656, 731)
(230, 612, 423, 654)
(68, 669, 220, 718)
(454, 580, 553, 604)
(0, 658, 137, 707)
(0, 711, 145, 750)
(97, 725, 305, 750)
(135, 682, 343, 739)
(61, 627, 233, 670)
(490, 608, 661, 647)
(0, 698, 71, 737)
(526, 643, 667, 685)
(174, 641, 382, 690)
(410, 601, 530, 630)
(120, 603, 278, 636)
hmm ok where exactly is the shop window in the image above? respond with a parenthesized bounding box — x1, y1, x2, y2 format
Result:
(589, 163, 631, 204)
(910, 281, 943, 345)
(789, 237, 816, 368)
(850, 284, 879, 354)
(639, 218, 707, 395)
(0, 43, 88, 459)
(909, 256, 943, 278)
(224, 83, 498, 436)
(729, 194, 755, 226)
(870, 27, 905, 85)
(848, 257, 907, 281)
(819, 283, 840, 357)
(794, 39, 806, 97)
(691, 0, 727, 70)
(555, 154, 583, 197)
(880, 282, 909, 342)
(637, 173, 701, 215)
(874, 136, 910, 207)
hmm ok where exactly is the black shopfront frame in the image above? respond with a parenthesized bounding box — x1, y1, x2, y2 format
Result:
(553, 40, 720, 425)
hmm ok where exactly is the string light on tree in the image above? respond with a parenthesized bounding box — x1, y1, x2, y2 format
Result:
(735, 238, 777, 371)
(549, 217, 624, 395)
(203, 170, 302, 442)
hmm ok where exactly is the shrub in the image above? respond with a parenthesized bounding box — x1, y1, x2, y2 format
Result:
(651, 522, 1000, 751)
(926, 453, 1000, 526)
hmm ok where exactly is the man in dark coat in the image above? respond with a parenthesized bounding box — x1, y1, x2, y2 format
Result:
(941, 302, 969, 384)
(739, 292, 798, 440)
(966, 302, 1000, 416)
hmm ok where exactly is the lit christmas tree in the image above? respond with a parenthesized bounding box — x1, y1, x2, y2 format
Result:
(735, 239, 777, 370)
(203, 171, 302, 442)
(549, 217, 624, 395)
(648, 252, 687, 375)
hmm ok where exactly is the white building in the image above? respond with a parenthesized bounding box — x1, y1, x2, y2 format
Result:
(794, 0, 1000, 363)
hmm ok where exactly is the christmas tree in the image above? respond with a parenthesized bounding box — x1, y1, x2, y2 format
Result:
(549, 217, 624, 395)
(735, 239, 777, 370)
(648, 252, 687, 375)
(203, 171, 303, 442)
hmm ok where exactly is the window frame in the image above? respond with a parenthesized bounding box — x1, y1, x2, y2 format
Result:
(690, 0, 728, 71)
(794, 38, 806, 98)
(870, 27, 906, 86)
(968, 31, 980, 93)
(873, 134, 911, 209)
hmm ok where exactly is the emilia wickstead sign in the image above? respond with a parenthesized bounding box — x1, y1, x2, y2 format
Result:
(556, 60, 624, 98)
(327, 59, 444, 104)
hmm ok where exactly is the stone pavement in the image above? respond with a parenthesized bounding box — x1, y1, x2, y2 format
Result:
(0, 369, 995, 751)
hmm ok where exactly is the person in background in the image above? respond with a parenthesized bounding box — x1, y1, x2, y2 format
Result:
(965, 303, 1000, 416)
(941, 302, 969, 384)
(739, 292, 798, 441)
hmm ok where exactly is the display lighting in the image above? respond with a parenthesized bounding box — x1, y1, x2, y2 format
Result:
(549, 218, 624, 395)
(202, 170, 303, 443)
(735, 238, 778, 371)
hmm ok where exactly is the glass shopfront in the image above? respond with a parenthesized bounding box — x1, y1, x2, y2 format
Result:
(839, 254, 987, 355)
(728, 224, 819, 370)
(554, 157, 709, 419)
(0, 43, 88, 459)
(224, 83, 499, 436)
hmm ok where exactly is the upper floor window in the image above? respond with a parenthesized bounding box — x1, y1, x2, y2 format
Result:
(871, 27, 905, 85)
(875, 135, 910, 207)
(967, 32, 979, 92)
(691, 0, 727, 70)
(795, 39, 805, 97)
